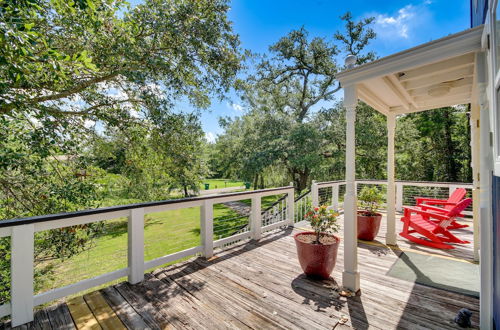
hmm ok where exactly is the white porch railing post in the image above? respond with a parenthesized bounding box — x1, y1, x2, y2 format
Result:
(251, 194, 262, 240)
(448, 184, 459, 197)
(396, 182, 403, 212)
(342, 73, 360, 292)
(128, 208, 145, 284)
(311, 180, 319, 208)
(287, 182, 295, 225)
(11, 224, 34, 327)
(200, 200, 214, 258)
(332, 184, 339, 211)
(386, 113, 397, 245)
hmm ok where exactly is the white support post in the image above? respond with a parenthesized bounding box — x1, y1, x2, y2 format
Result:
(128, 208, 145, 284)
(332, 184, 339, 211)
(200, 200, 214, 258)
(251, 194, 262, 240)
(287, 182, 295, 225)
(342, 72, 360, 292)
(11, 224, 34, 327)
(477, 50, 492, 329)
(470, 102, 480, 262)
(448, 185, 459, 197)
(396, 182, 403, 212)
(386, 114, 397, 245)
(311, 180, 319, 208)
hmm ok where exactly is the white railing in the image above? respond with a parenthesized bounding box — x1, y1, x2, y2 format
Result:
(312, 179, 473, 216)
(0, 184, 294, 326)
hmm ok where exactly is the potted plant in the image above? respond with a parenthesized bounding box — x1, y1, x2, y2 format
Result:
(357, 186, 384, 241)
(294, 205, 340, 279)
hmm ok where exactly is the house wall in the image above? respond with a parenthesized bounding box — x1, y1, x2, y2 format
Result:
(493, 176, 500, 328)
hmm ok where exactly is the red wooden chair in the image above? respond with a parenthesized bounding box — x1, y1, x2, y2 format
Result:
(399, 198, 472, 250)
(414, 187, 469, 229)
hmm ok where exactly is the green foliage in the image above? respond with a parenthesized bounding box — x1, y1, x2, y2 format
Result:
(303, 205, 339, 244)
(217, 13, 376, 192)
(357, 186, 384, 216)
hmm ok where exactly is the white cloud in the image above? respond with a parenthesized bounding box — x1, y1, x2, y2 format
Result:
(226, 102, 244, 112)
(205, 132, 216, 143)
(374, 5, 416, 39)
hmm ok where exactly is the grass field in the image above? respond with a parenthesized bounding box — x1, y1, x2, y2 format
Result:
(200, 179, 245, 190)
(34, 203, 243, 294)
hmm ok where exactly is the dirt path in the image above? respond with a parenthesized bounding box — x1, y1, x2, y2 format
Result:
(222, 201, 251, 216)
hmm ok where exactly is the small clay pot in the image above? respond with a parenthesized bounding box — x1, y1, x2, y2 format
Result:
(357, 211, 382, 241)
(293, 232, 340, 279)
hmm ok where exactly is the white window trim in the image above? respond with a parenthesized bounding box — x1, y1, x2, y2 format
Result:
(490, 0, 500, 175)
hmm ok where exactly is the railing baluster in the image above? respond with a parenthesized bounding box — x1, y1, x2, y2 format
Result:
(200, 200, 214, 258)
(11, 224, 34, 327)
(128, 208, 145, 284)
(332, 184, 339, 210)
(311, 180, 318, 208)
(396, 182, 404, 212)
(287, 183, 294, 226)
(251, 194, 262, 240)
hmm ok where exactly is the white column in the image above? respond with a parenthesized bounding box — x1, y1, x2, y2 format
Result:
(251, 194, 262, 240)
(200, 200, 214, 258)
(128, 208, 145, 284)
(470, 102, 480, 262)
(11, 224, 34, 327)
(386, 114, 397, 245)
(477, 50, 492, 329)
(342, 82, 360, 292)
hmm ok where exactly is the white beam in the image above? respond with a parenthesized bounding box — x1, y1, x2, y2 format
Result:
(403, 66, 474, 91)
(386, 114, 397, 245)
(386, 74, 418, 108)
(409, 77, 473, 97)
(399, 53, 474, 82)
(342, 83, 360, 292)
(358, 84, 390, 114)
(381, 77, 410, 110)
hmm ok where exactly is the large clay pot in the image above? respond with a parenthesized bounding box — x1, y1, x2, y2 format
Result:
(293, 232, 340, 279)
(357, 212, 382, 241)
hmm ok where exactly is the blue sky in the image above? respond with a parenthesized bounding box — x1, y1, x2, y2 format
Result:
(137, 0, 471, 141)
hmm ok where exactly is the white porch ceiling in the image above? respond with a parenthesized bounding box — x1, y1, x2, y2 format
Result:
(337, 25, 484, 115)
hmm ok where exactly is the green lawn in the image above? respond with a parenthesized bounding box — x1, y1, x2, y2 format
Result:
(35, 203, 243, 294)
(200, 179, 245, 190)
(239, 194, 285, 209)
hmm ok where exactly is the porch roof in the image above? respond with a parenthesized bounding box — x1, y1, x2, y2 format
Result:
(336, 25, 484, 115)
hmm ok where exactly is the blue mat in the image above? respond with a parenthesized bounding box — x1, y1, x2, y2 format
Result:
(387, 251, 479, 297)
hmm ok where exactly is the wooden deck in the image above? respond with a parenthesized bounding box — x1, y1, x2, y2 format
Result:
(0, 218, 479, 330)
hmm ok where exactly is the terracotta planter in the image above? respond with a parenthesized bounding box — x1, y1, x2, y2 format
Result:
(357, 212, 382, 241)
(293, 232, 340, 279)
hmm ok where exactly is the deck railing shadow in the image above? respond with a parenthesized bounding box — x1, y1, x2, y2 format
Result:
(155, 227, 294, 282)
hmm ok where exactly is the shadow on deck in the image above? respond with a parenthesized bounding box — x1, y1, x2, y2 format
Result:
(1, 226, 479, 329)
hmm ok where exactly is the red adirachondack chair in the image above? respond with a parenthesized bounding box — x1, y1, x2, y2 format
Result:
(399, 198, 472, 250)
(414, 187, 469, 229)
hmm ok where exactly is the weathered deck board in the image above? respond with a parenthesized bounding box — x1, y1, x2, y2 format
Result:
(1, 226, 479, 330)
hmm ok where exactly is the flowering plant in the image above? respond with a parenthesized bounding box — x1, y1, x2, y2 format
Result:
(358, 186, 384, 216)
(303, 205, 340, 244)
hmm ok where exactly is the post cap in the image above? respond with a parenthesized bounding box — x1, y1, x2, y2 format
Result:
(345, 55, 357, 69)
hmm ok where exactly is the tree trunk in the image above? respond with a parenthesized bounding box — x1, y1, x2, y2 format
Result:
(183, 185, 189, 197)
(253, 174, 259, 190)
(259, 174, 265, 189)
